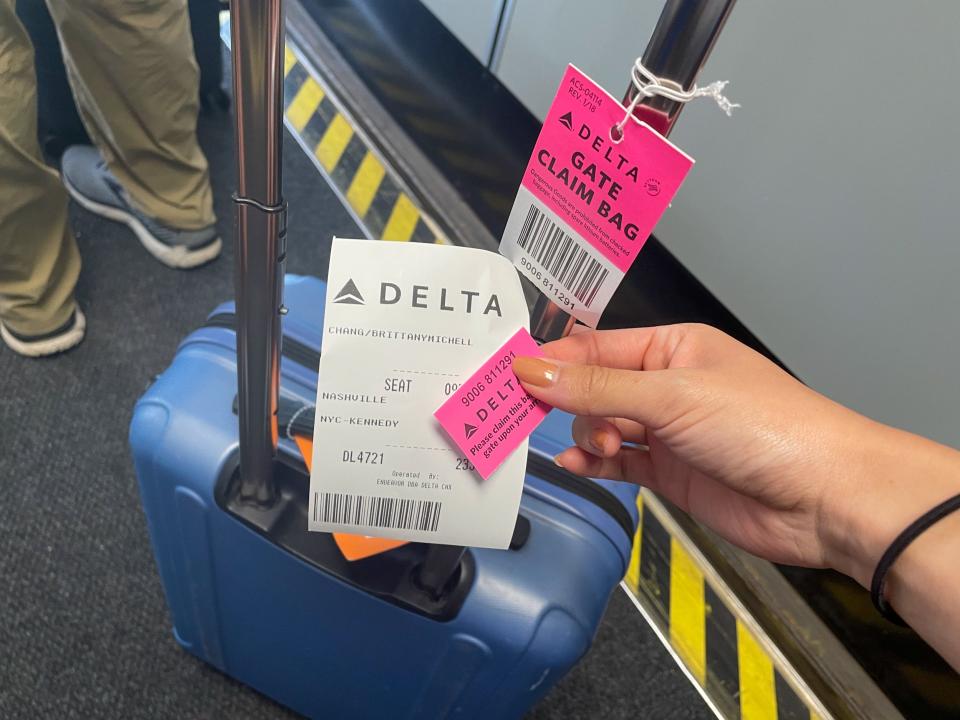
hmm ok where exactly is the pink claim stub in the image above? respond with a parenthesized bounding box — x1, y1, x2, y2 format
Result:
(435, 328, 552, 480)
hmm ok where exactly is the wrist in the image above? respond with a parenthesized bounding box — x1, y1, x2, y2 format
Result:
(817, 419, 960, 588)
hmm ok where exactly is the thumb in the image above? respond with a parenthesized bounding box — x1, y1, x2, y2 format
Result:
(513, 356, 679, 428)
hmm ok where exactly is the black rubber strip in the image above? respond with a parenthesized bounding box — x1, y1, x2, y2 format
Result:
(525, 451, 634, 543)
(203, 312, 318, 372)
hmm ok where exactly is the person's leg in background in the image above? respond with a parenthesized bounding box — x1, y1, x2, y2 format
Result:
(0, 0, 85, 356)
(47, 0, 221, 269)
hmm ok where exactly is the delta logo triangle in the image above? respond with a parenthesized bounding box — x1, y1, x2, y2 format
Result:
(559, 111, 574, 131)
(463, 423, 478, 439)
(332, 278, 365, 305)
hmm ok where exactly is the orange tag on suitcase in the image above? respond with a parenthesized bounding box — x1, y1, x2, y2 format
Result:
(293, 435, 409, 561)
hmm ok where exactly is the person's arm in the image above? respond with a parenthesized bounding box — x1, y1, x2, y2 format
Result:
(824, 423, 960, 668)
(512, 324, 960, 670)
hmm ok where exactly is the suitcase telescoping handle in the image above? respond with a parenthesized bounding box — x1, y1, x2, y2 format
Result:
(231, 0, 287, 505)
(530, 0, 737, 343)
(227, 0, 467, 594)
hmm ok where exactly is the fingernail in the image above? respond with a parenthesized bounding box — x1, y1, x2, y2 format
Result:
(513, 357, 558, 387)
(553, 454, 565, 468)
(590, 429, 607, 453)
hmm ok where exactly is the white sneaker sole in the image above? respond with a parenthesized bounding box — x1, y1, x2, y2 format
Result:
(1, 309, 86, 357)
(63, 177, 221, 269)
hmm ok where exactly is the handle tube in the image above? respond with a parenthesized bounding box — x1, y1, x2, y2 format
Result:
(629, 0, 736, 136)
(230, 0, 288, 505)
(416, 544, 467, 599)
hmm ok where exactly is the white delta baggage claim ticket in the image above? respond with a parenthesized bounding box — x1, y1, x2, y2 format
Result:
(308, 238, 530, 548)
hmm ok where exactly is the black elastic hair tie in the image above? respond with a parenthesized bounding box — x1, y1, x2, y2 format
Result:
(870, 492, 960, 625)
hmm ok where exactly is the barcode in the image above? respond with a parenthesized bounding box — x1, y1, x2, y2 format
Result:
(313, 492, 442, 532)
(516, 205, 610, 308)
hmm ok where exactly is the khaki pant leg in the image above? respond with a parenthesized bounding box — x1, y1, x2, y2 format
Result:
(0, 0, 80, 335)
(47, 0, 215, 230)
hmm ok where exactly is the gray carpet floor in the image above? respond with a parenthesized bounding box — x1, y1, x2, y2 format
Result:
(0, 101, 710, 719)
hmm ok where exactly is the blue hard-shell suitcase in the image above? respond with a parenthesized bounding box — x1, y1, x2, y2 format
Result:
(130, 274, 638, 719)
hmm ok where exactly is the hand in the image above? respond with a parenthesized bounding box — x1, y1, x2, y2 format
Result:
(514, 323, 960, 671)
(513, 324, 957, 578)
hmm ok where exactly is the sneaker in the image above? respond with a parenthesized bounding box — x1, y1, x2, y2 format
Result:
(0, 309, 86, 357)
(61, 146, 221, 269)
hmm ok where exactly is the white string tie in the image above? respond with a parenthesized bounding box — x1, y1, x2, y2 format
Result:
(286, 403, 315, 441)
(614, 58, 739, 139)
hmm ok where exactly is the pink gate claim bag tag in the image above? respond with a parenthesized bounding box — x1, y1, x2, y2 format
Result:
(499, 64, 694, 328)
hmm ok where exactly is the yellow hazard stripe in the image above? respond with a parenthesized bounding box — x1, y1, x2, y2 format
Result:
(314, 114, 354, 173)
(284, 46, 297, 76)
(625, 494, 642, 591)
(287, 77, 324, 132)
(382, 194, 420, 242)
(670, 538, 707, 684)
(621, 492, 831, 720)
(278, 37, 453, 244)
(346, 152, 386, 217)
(737, 620, 778, 720)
